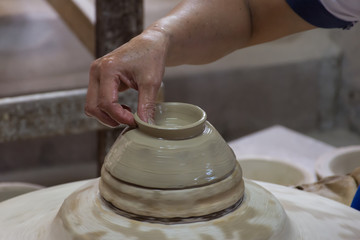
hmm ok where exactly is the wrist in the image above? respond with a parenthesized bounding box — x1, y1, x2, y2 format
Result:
(142, 24, 170, 50)
(141, 21, 176, 64)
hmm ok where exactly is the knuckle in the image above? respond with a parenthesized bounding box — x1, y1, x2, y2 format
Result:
(84, 104, 96, 116)
(90, 57, 117, 74)
(89, 60, 100, 73)
(99, 57, 116, 71)
(141, 74, 161, 88)
(142, 74, 154, 83)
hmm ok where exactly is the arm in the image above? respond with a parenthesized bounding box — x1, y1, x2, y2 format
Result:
(85, 0, 315, 126)
(157, 0, 314, 65)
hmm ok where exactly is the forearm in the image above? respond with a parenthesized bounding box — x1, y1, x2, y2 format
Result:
(141, 0, 315, 66)
(143, 0, 252, 65)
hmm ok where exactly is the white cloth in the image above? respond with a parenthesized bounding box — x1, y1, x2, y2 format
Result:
(319, 0, 360, 22)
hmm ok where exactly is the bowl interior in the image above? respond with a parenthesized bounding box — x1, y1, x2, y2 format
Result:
(135, 102, 206, 129)
(330, 150, 360, 175)
(153, 103, 205, 128)
(134, 102, 207, 140)
(238, 159, 307, 186)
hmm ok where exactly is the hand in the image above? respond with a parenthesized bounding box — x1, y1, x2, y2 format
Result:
(85, 30, 168, 127)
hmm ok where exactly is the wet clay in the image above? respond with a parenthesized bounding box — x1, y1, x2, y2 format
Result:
(99, 164, 244, 218)
(51, 103, 292, 239)
(103, 103, 237, 189)
(53, 180, 293, 240)
(1, 178, 360, 239)
(297, 166, 360, 205)
(1, 102, 359, 239)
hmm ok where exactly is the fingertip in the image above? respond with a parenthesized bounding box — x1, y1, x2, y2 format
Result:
(120, 104, 137, 126)
(100, 103, 136, 127)
(120, 108, 137, 126)
(137, 94, 157, 125)
(137, 107, 155, 125)
(136, 111, 148, 123)
(93, 111, 120, 128)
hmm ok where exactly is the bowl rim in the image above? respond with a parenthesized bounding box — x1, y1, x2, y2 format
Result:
(236, 157, 314, 185)
(316, 145, 360, 179)
(134, 102, 207, 140)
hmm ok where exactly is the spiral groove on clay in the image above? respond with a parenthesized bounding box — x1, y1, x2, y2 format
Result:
(99, 164, 244, 218)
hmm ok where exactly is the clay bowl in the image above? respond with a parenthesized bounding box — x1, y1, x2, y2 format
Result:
(99, 102, 243, 219)
(1, 102, 360, 239)
(102, 102, 237, 189)
(237, 157, 312, 186)
(316, 145, 360, 179)
(0, 182, 43, 202)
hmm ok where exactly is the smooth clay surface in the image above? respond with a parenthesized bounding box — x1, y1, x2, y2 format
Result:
(134, 102, 207, 140)
(0, 179, 360, 239)
(238, 158, 311, 186)
(53, 179, 291, 240)
(316, 146, 360, 179)
(103, 103, 237, 189)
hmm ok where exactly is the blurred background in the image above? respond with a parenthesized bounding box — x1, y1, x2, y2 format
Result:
(1, 0, 360, 187)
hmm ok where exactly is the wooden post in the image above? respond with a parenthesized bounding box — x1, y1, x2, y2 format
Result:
(96, 0, 143, 57)
(96, 0, 143, 174)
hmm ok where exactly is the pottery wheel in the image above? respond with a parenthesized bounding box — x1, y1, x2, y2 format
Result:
(51, 179, 296, 240)
(52, 103, 295, 239)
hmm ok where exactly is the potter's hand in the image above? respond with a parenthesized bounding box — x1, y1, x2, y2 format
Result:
(85, 30, 168, 127)
(85, 0, 315, 127)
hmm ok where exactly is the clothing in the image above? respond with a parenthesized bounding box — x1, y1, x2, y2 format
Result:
(320, 0, 360, 22)
(286, 0, 360, 29)
(352, 186, 360, 211)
